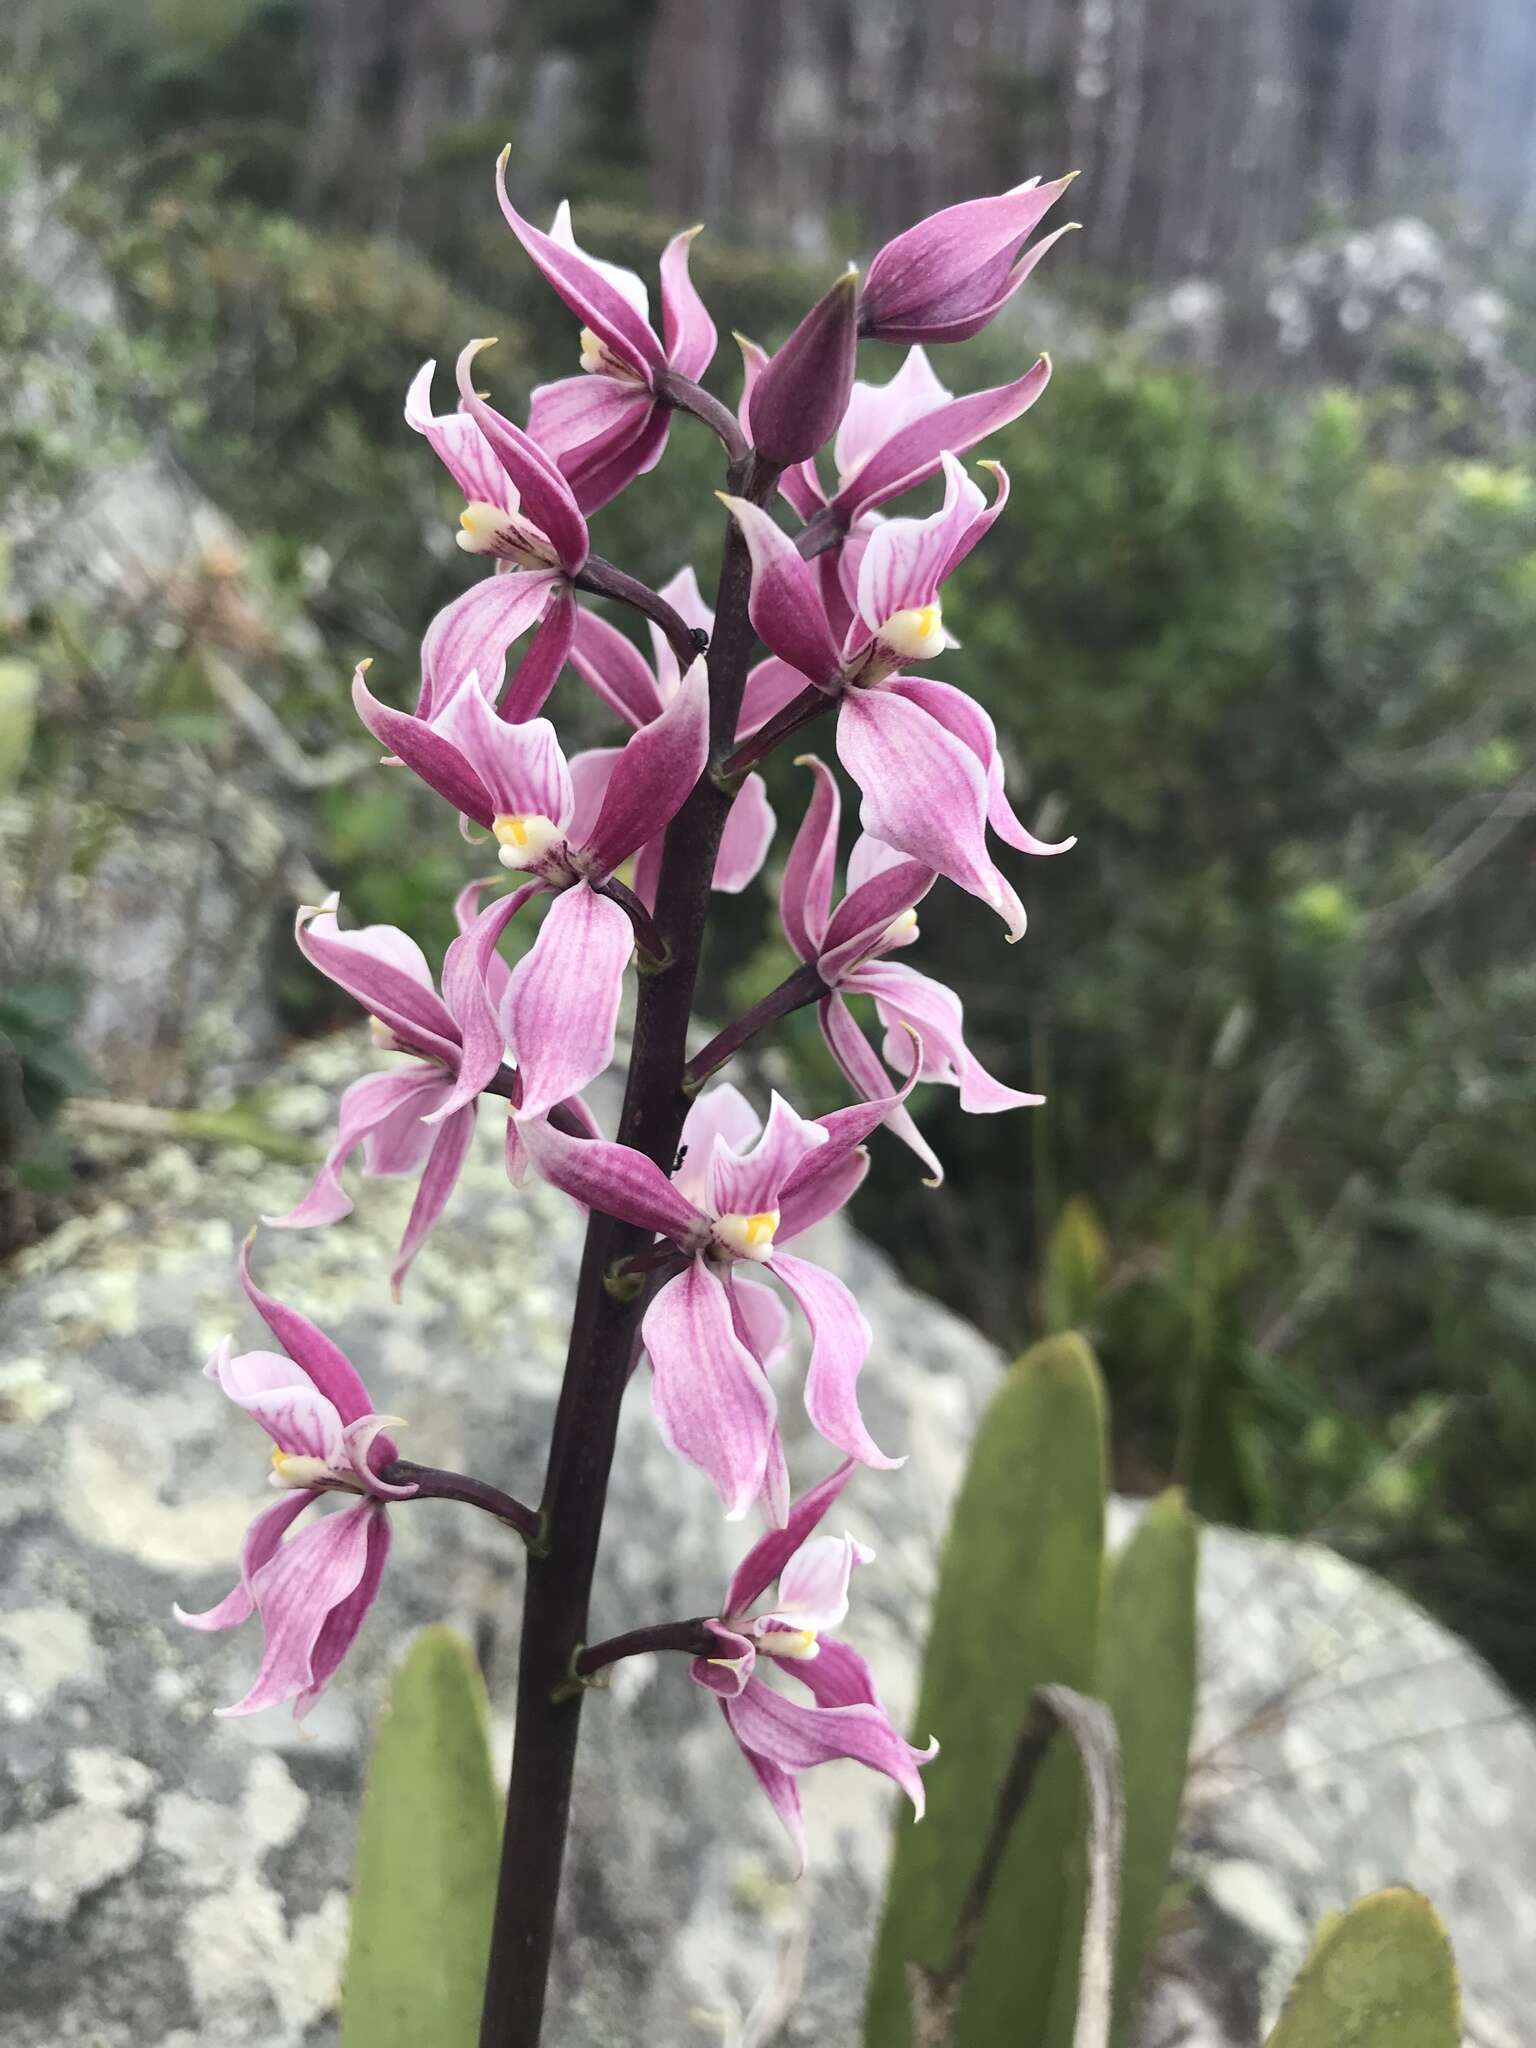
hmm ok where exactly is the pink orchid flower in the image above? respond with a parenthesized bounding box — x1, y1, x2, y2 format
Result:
(405, 339, 594, 725)
(353, 656, 707, 1146)
(694, 1459, 936, 1873)
(522, 1069, 918, 1524)
(175, 1240, 413, 1719)
(496, 156, 717, 514)
(782, 343, 1051, 533)
(263, 885, 530, 1294)
(569, 565, 775, 905)
(860, 175, 1079, 345)
(782, 758, 1044, 1185)
(723, 453, 1073, 938)
(352, 642, 707, 889)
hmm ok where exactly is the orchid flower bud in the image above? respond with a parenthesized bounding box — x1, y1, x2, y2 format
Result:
(747, 268, 861, 467)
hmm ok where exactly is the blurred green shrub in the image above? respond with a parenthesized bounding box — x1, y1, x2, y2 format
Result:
(7, 60, 1536, 1698)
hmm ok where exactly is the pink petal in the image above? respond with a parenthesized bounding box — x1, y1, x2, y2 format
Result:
(861, 176, 1075, 344)
(719, 498, 844, 690)
(644, 1258, 780, 1519)
(817, 992, 943, 1185)
(713, 773, 775, 894)
(836, 688, 1027, 941)
(417, 575, 554, 723)
(501, 581, 577, 723)
(677, 1084, 762, 1210)
(556, 401, 669, 516)
(723, 1704, 808, 1873)
(765, 1530, 871, 1634)
(858, 959, 1043, 1113)
(435, 684, 574, 826)
(217, 1499, 379, 1718)
(832, 357, 1050, 521)
(353, 664, 496, 829)
(390, 1104, 477, 1298)
(779, 754, 840, 961)
(343, 1416, 419, 1499)
(765, 1251, 899, 1469)
(659, 225, 717, 379)
(295, 1506, 391, 1718)
(405, 360, 512, 510)
(436, 896, 521, 1110)
(708, 1092, 828, 1219)
(723, 1676, 933, 1815)
(453, 341, 590, 575)
(294, 898, 460, 1064)
(855, 452, 986, 629)
(175, 1488, 317, 1634)
(569, 608, 665, 729)
(528, 371, 653, 466)
(737, 655, 814, 739)
(520, 1119, 705, 1244)
(564, 747, 620, 850)
(238, 1238, 376, 1427)
(688, 1619, 757, 1698)
(496, 165, 666, 378)
(728, 1271, 793, 1373)
(888, 675, 1074, 857)
(264, 1069, 449, 1231)
(363, 1082, 449, 1176)
(817, 855, 936, 983)
(775, 1121, 870, 1241)
(723, 1459, 858, 1617)
(988, 752, 1075, 857)
(780, 457, 830, 522)
(787, 1631, 883, 1710)
(579, 656, 709, 879)
(503, 885, 632, 1118)
(734, 331, 768, 440)
(885, 221, 1078, 346)
(834, 346, 952, 483)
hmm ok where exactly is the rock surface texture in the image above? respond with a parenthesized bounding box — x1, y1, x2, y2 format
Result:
(2, 1039, 1533, 2046)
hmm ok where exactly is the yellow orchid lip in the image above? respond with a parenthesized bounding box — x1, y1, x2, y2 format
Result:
(713, 1210, 780, 1261)
(492, 814, 564, 872)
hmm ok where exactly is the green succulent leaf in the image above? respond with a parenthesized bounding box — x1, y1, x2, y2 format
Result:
(1097, 1490, 1199, 2048)
(340, 1626, 501, 2048)
(865, 1334, 1108, 2048)
(1265, 1888, 1460, 2048)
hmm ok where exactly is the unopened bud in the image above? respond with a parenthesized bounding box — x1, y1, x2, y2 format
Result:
(747, 269, 860, 467)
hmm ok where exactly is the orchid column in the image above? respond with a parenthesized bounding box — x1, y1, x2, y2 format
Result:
(174, 159, 1078, 2048)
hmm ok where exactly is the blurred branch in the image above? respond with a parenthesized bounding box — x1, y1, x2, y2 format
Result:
(200, 650, 370, 789)
(908, 1685, 1124, 2048)
(1361, 771, 1536, 949)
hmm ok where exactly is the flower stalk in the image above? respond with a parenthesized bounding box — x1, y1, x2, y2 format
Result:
(475, 449, 784, 2048)
(174, 156, 1077, 2048)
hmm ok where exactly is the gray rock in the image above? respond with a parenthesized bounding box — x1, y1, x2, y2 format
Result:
(2, 1037, 1534, 2046)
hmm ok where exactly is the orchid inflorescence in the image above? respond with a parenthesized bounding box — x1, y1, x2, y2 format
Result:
(178, 156, 1077, 1954)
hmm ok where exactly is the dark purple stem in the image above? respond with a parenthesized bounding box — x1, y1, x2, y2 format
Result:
(796, 505, 847, 560)
(597, 875, 668, 967)
(683, 958, 828, 1091)
(573, 555, 705, 677)
(721, 682, 838, 779)
(380, 1461, 541, 1545)
(477, 451, 782, 2048)
(574, 1618, 718, 1677)
(655, 368, 751, 465)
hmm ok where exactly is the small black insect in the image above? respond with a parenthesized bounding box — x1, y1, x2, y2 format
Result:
(673, 1143, 689, 1173)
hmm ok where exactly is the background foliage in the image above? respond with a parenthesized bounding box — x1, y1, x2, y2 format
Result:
(3, 0, 1535, 1703)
